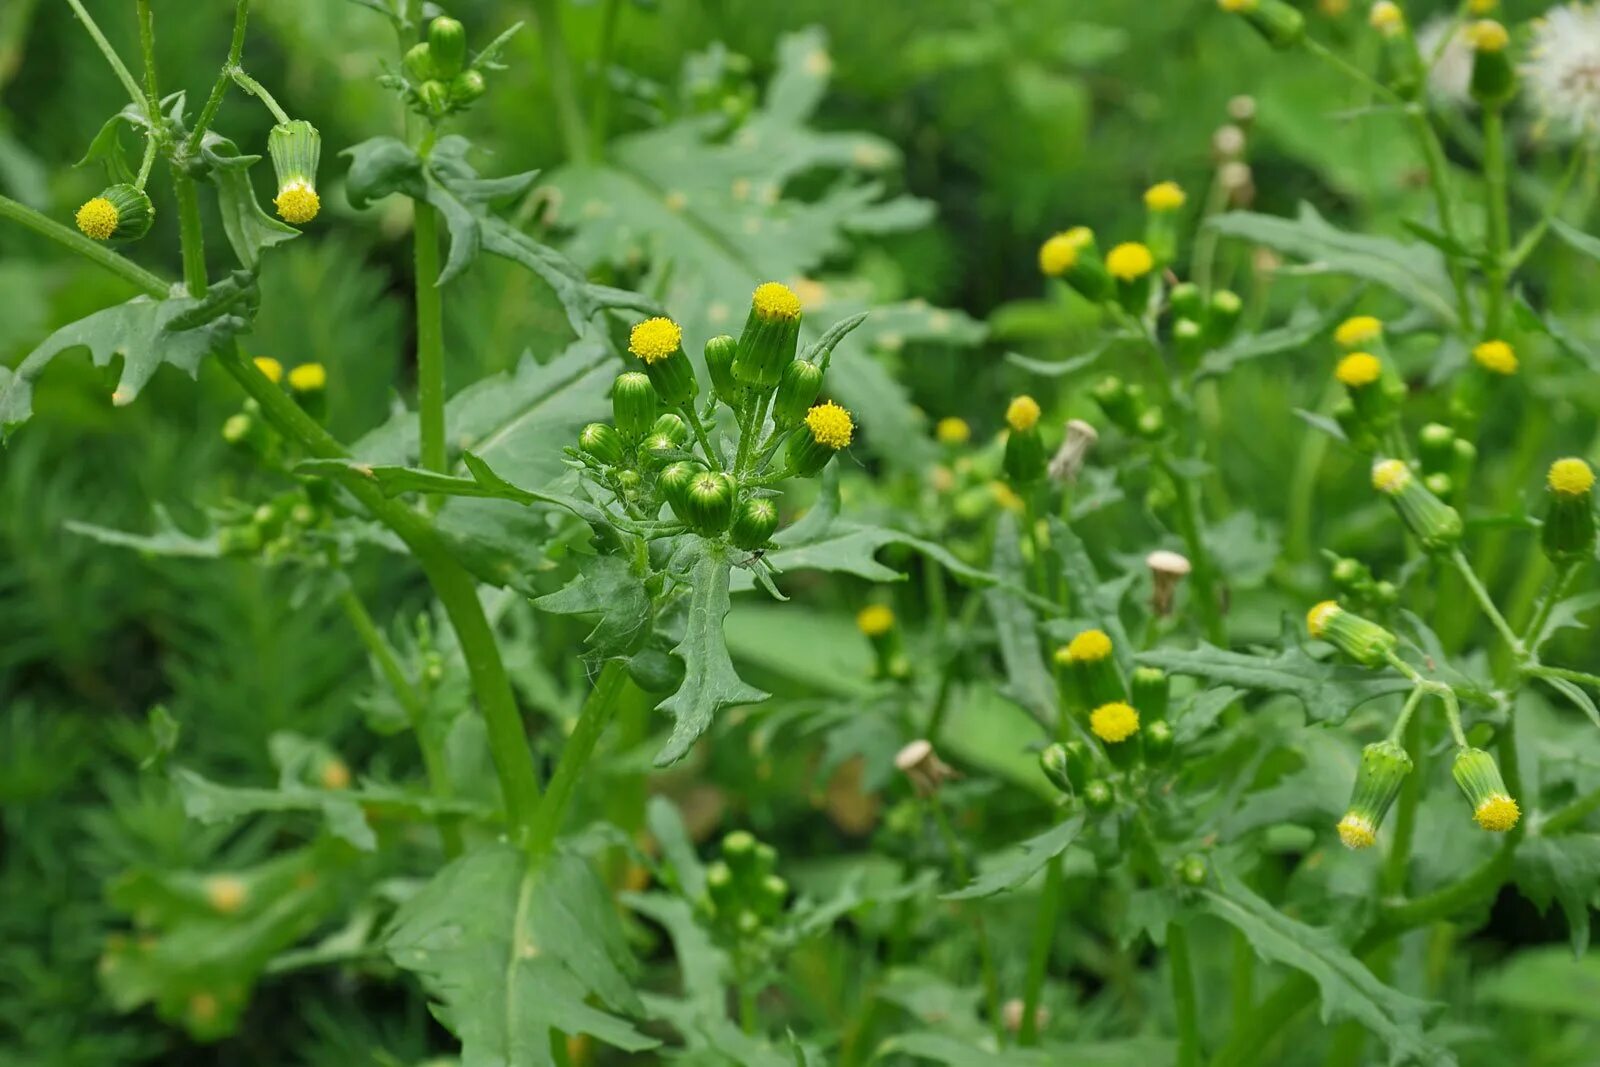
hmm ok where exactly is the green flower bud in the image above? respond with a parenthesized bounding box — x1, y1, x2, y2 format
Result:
(703, 335, 741, 403)
(1090, 375, 1141, 434)
(1054, 629, 1123, 708)
(221, 413, 254, 445)
(756, 874, 788, 919)
(1039, 740, 1092, 796)
(1372, 458, 1463, 551)
(653, 412, 689, 446)
(732, 283, 803, 388)
(1451, 438, 1477, 496)
(730, 497, 779, 550)
(219, 525, 264, 556)
(1543, 458, 1597, 564)
(403, 42, 436, 82)
(683, 470, 735, 536)
(75, 184, 154, 243)
(659, 459, 702, 503)
(418, 79, 450, 114)
(1136, 406, 1167, 441)
(579, 422, 623, 465)
(1468, 20, 1516, 106)
(451, 70, 487, 107)
(1142, 719, 1175, 765)
(1451, 747, 1520, 832)
(1143, 181, 1186, 264)
(1336, 738, 1412, 849)
(1220, 0, 1306, 50)
(428, 16, 468, 79)
(1306, 600, 1398, 669)
(1169, 281, 1203, 322)
(1173, 318, 1204, 367)
(1083, 778, 1114, 813)
(612, 372, 657, 439)
(705, 860, 735, 913)
(268, 120, 322, 225)
(773, 359, 824, 428)
(1206, 289, 1243, 346)
(1418, 422, 1456, 473)
(1177, 852, 1208, 887)
(1332, 396, 1377, 454)
(1038, 228, 1112, 303)
(640, 431, 680, 472)
(787, 402, 854, 477)
(1424, 472, 1453, 501)
(1329, 555, 1374, 598)
(630, 318, 698, 407)
(1130, 666, 1169, 723)
(1003, 410, 1047, 485)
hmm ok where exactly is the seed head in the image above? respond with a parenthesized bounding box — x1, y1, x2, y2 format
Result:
(629, 317, 684, 364)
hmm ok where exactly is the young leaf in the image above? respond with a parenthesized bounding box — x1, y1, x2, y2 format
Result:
(533, 555, 652, 658)
(943, 814, 1084, 900)
(200, 133, 299, 269)
(985, 511, 1058, 724)
(384, 843, 657, 1065)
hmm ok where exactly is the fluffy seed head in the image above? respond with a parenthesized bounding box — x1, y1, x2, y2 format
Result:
(805, 402, 854, 449)
(752, 281, 802, 321)
(274, 180, 321, 224)
(1472, 339, 1518, 375)
(1006, 395, 1041, 432)
(1144, 181, 1186, 212)
(253, 356, 284, 384)
(1106, 242, 1155, 282)
(1372, 459, 1413, 495)
(288, 363, 326, 392)
(1090, 701, 1140, 743)
(1336, 352, 1382, 387)
(1062, 628, 1113, 663)
(76, 197, 120, 240)
(629, 317, 683, 364)
(857, 604, 895, 637)
(1475, 794, 1521, 831)
(1548, 457, 1596, 495)
(1337, 813, 1377, 849)
(1523, 4, 1600, 137)
(936, 416, 971, 445)
(1306, 600, 1342, 638)
(1334, 315, 1383, 348)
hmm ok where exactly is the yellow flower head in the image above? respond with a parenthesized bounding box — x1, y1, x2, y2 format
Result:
(1468, 0, 1497, 12)
(629, 317, 684, 364)
(857, 604, 895, 637)
(274, 180, 321, 225)
(1006, 395, 1041, 432)
(1106, 242, 1155, 282)
(1548, 457, 1596, 496)
(1090, 701, 1140, 744)
(253, 356, 284, 384)
(805, 401, 855, 450)
(1472, 339, 1518, 375)
(752, 281, 803, 321)
(1334, 315, 1383, 349)
(1474, 793, 1520, 832)
(1061, 628, 1113, 664)
(1335, 352, 1382, 388)
(1306, 599, 1342, 639)
(288, 363, 326, 392)
(76, 197, 120, 241)
(1469, 19, 1509, 52)
(1337, 813, 1377, 849)
(1144, 181, 1187, 213)
(1218, 0, 1259, 11)
(936, 416, 971, 445)
(1038, 228, 1092, 276)
(1369, 2, 1404, 34)
(1371, 458, 1413, 495)
(205, 875, 247, 914)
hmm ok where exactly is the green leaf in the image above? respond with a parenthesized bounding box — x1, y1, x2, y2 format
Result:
(1201, 869, 1453, 1066)
(1550, 218, 1600, 264)
(65, 505, 223, 558)
(1208, 205, 1458, 326)
(985, 511, 1057, 723)
(533, 555, 652, 658)
(1, 274, 257, 439)
(76, 111, 136, 184)
(877, 1032, 1174, 1066)
(385, 842, 657, 1066)
(622, 892, 727, 1015)
(1514, 296, 1600, 375)
(944, 815, 1083, 900)
(654, 541, 768, 766)
(1514, 834, 1600, 957)
(1477, 945, 1600, 1019)
(200, 133, 300, 269)
(1196, 298, 1357, 380)
(1048, 516, 1133, 671)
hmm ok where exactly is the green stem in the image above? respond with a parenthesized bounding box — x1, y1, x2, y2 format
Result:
(1529, 664, 1600, 688)
(1157, 452, 1225, 644)
(337, 582, 463, 856)
(528, 0, 591, 163)
(526, 660, 629, 858)
(1483, 106, 1511, 337)
(188, 0, 253, 155)
(1450, 549, 1525, 659)
(1382, 698, 1424, 895)
(1541, 784, 1600, 836)
(1016, 856, 1063, 1045)
(929, 798, 1004, 1044)
(1509, 144, 1589, 269)
(1522, 561, 1578, 651)
(1169, 921, 1202, 1067)
(135, 0, 160, 116)
(1408, 109, 1472, 326)
(413, 197, 448, 475)
(0, 194, 168, 296)
(589, 0, 622, 158)
(173, 174, 208, 295)
(64, 0, 150, 115)
(231, 67, 292, 125)
(681, 403, 721, 470)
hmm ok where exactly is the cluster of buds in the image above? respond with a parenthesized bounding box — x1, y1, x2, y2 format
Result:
(212, 484, 331, 562)
(1329, 315, 1407, 451)
(1090, 374, 1167, 442)
(700, 831, 789, 946)
(399, 16, 490, 118)
(1324, 553, 1398, 616)
(222, 357, 329, 466)
(570, 283, 857, 561)
(1414, 422, 1476, 507)
(1335, 737, 1520, 849)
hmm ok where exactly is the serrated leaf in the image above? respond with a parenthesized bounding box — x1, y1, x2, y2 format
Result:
(944, 815, 1083, 900)
(622, 892, 726, 1014)
(385, 843, 656, 1066)
(200, 133, 299, 269)
(654, 541, 768, 766)
(533, 555, 652, 658)
(1208, 205, 1457, 326)
(1196, 298, 1357, 379)
(1201, 869, 1453, 1066)
(66, 505, 222, 558)
(1514, 834, 1600, 957)
(985, 511, 1057, 723)
(77, 111, 136, 184)
(1048, 516, 1133, 671)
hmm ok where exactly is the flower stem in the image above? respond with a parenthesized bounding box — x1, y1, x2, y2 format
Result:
(1483, 105, 1511, 336)
(1169, 921, 1202, 1067)
(928, 798, 1005, 1044)
(173, 174, 208, 295)
(1541, 783, 1600, 836)
(526, 659, 629, 859)
(1509, 144, 1589, 270)
(64, 0, 150, 117)
(528, 0, 591, 163)
(1016, 855, 1063, 1046)
(231, 67, 292, 125)
(135, 0, 160, 117)
(188, 0, 253, 155)
(1450, 549, 1525, 659)
(1156, 451, 1225, 645)
(1522, 561, 1578, 652)
(413, 197, 448, 476)
(0, 194, 168, 296)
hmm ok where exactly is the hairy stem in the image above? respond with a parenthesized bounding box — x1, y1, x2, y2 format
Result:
(1169, 921, 1202, 1067)
(65, 0, 149, 116)
(0, 194, 168, 296)
(1483, 105, 1511, 336)
(526, 659, 629, 858)
(188, 0, 253, 155)
(413, 197, 448, 475)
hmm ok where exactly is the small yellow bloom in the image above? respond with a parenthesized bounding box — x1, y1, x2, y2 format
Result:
(205, 875, 247, 914)
(629, 317, 684, 364)
(1335, 352, 1382, 388)
(1060, 628, 1113, 664)
(1371, 459, 1413, 495)
(1469, 19, 1509, 53)
(936, 417, 971, 445)
(1468, 0, 1497, 13)
(805, 401, 854, 449)
(1337, 813, 1377, 849)
(1144, 181, 1186, 213)
(752, 281, 803, 321)
(1334, 315, 1383, 349)
(288, 363, 326, 392)
(1548, 457, 1596, 496)
(1218, 0, 1259, 11)
(1472, 339, 1517, 375)
(320, 759, 351, 790)
(1006, 395, 1041, 432)
(253, 356, 284, 384)
(1038, 228, 1092, 276)
(274, 180, 321, 225)
(1474, 793, 1520, 832)
(1106, 242, 1155, 282)
(1306, 600, 1342, 639)
(1369, 1, 1404, 34)
(76, 197, 120, 240)
(856, 604, 895, 637)
(1090, 701, 1140, 744)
